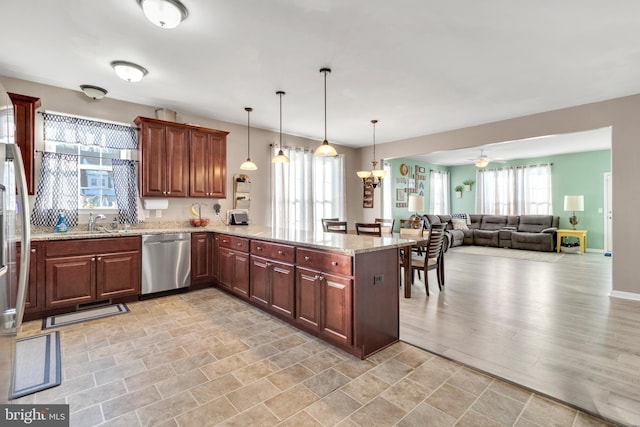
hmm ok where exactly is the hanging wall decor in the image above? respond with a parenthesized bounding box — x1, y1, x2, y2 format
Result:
(363, 177, 374, 208)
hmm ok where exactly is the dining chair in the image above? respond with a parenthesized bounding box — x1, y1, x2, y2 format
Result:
(410, 223, 446, 296)
(374, 218, 395, 235)
(325, 220, 348, 234)
(355, 222, 382, 237)
(321, 217, 340, 232)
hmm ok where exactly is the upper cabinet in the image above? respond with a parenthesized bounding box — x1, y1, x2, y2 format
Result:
(190, 129, 227, 198)
(9, 93, 41, 195)
(135, 117, 228, 198)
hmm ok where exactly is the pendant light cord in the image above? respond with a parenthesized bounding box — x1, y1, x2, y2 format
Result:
(324, 70, 327, 142)
(372, 119, 378, 164)
(279, 92, 283, 149)
(245, 107, 252, 156)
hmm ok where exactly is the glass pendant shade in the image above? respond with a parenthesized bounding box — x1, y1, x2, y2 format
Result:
(137, 0, 188, 29)
(272, 91, 289, 163)
(240, 107, 258, 170)
(314, 68, 338, 157)
(475, 159, 489, 168)
(356, 170, 372, 179)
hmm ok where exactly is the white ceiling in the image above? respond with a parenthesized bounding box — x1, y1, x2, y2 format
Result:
(1, 1, 639, 150)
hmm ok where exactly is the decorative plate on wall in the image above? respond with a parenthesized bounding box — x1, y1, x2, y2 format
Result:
(400, 163, 409, 176)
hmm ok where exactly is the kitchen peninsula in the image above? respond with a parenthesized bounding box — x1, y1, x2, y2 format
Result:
(30, 224, 412, 359)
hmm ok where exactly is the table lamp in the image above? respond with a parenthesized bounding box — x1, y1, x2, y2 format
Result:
(407, 195, 424, 220)
(563, 195, 584, 230)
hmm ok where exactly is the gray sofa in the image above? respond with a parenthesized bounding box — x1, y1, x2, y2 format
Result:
(424, 214, 559, 252)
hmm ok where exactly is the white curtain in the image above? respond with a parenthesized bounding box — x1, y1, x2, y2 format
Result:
(476, 164, 552, 215)
(272, 146, 345, 231)
(429, 170, 450, 214)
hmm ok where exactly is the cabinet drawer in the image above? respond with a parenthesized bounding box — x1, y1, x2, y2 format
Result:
(296, 248, 352, 276)
(46, 237, 140, 257)
(251, 240, 295, 263)
(218, 234, 249, 252)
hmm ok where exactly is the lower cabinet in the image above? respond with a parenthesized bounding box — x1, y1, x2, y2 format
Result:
(191, 232, 217, 285)
(44, 237, 140, 309)
(296, 267, 352, 346)
(249, 240, 296, 318)
(218, 235, 249, 298)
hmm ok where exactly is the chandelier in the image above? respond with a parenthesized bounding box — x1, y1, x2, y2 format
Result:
(356, 120, 387, 188)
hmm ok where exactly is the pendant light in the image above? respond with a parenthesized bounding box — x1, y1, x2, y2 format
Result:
(240, 107, 258, 170)
(272, 91, 290, 163)
(356, 120, 387, 188)
(314, 68, 338, 157)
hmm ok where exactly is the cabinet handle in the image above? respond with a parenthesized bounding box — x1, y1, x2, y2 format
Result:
(222, 239, 228, 243)
(237, 242, 242, 247)
(92, 257, 96, 262)
(277, 250, 284, 255)
(331, 261, 338, 266)
(30, 248, 36, 253)
(256, 246, 262, 251)
(304, 256, 311, 261)
(97, 257, 102, 262)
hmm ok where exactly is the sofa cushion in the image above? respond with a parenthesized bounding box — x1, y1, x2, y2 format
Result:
(473, 229, 500, 246)
(480, 215, 507, 231)
(438, 215, 453, 230)
(451, 218, 468, 230)
(426, 214, 441, 226)
(518, 215, 553, 233)
(469, 215, 482, 230)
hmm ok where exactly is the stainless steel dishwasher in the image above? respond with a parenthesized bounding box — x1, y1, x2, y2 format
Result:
(141, 233, 191, 296)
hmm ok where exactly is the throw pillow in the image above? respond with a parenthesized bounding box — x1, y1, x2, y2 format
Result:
(451, 218, 469, 230)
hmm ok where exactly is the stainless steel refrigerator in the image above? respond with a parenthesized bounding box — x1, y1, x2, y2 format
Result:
(0, 82, 31, 403)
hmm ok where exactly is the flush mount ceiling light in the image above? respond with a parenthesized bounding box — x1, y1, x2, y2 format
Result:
(240, 107, 258, 171)
(272, 91, 290, 164)
(136, 0, 188, 29)
(314, 68, 338, 157)
(79, 84, 108, 100)
(356, 120, 387, 188)
(110, 60, 148, 82)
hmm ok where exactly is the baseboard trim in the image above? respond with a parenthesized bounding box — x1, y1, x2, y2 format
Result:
(609, 290, 640, 301)
(585, 248, 605, 254)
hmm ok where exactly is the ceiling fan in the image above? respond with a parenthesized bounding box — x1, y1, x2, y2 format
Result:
(469, 149, 505, 168)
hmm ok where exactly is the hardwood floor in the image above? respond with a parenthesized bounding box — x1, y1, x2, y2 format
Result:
(400, 248, 640, 427)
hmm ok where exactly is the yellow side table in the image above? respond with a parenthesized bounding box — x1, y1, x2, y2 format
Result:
(556, 229, 587, 254)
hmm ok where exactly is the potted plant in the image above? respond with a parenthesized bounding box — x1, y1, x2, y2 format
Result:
(455, 185, 464, 198)
(463, 180, 474, 191)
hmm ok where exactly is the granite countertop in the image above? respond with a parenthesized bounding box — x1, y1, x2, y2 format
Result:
(31, 223, 415, 255)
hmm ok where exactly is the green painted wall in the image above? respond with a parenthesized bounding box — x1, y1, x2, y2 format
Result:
(389, 149, 611, 249)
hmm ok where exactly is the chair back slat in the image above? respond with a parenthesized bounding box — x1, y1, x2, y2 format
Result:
(322, 217, 340, 232)
(325, 220, 347, 233)
(425, 223, 446, 260)
(374, 218, 395, 235)
(355, 222, 382, 237)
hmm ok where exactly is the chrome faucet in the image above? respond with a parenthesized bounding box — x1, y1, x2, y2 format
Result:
(88, 212, 106, 232)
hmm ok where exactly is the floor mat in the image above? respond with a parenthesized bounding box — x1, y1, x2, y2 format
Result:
(10, 331, 61, 399)
(42, 303, 130, 330)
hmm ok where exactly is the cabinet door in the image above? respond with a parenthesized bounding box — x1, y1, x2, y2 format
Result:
(296, 267, 321, 332)
(218, 247, 234, 289)
(189, 130, 209, 197)
(16, 243, 39, 312)
(9, 93, 40, 195)
(96, 251, 141, 299)
(164, 125, 189, 197)
(207, 133, 227, 198)
(45, 255, 95, 307)
(320, 272, 353, 346)
(249, 256, 270, 307)
(140, 121, 167, 196)
(270, 261, 295, 318)
(232, 251, 250, 298)
(191, 232, 212, 282)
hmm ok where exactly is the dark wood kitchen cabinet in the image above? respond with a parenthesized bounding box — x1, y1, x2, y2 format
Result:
(16, 241, 43, 313)
(44, 237, 140, 308)
(191, 232, 217, 286)
(189, 129, 228, 198)
(250, 240, 295, 318)
(136, 117, 189, 197)
(295, 248, 353, 347)
(218, 234, 249, 298)
(135, 116, 228, 199)
(8, 92, 41, 195)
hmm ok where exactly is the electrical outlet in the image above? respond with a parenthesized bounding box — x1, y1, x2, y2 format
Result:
(373, 274, 383, 285)
(155, 209, 162, 218)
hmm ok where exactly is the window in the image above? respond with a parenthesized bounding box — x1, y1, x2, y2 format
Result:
(475, 164, 552, 215)
(429, 170, 450, 214)
(32, 112, 140, 227)
(272, 146, 345, 231)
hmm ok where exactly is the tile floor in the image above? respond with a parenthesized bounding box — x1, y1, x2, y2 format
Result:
(17, 288, 615, 427)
